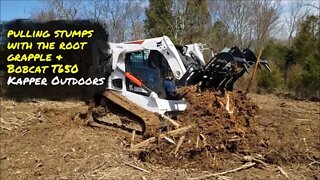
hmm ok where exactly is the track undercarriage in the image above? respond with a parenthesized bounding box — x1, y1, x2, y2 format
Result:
(90, 90, 162, 137)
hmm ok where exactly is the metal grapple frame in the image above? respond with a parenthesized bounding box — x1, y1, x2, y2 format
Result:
(176, 46, 271, 91)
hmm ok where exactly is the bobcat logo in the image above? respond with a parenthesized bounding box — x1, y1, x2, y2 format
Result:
(156, 40, 162, 47)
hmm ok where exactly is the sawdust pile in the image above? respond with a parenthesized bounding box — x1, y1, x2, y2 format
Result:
(137, 87, 259, 170)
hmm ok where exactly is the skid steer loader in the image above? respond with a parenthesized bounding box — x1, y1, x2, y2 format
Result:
(2, 20, 269, 137)
(90, 36, 271, 137)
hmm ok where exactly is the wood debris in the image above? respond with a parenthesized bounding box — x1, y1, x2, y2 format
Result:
(277, 166, 289, 179)
(174, 136, 185, 155)
(188, 162, 256, 180)
(132, 125, 194, 149)
(124, 161, 150, 173)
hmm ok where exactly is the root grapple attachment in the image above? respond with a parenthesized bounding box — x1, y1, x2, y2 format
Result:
(177, 46, 271, 92)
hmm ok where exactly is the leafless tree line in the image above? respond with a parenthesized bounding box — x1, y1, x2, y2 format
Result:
(32, 0, 319, 49)
(33, 0, 146, 42)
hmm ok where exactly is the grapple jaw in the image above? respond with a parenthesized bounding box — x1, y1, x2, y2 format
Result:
(243, 48, 271, 72)
(259, 59, 271, 72)
(177, 46, 271, 92)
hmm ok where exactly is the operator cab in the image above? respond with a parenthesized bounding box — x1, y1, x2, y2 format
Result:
(125, 50, 179, 100)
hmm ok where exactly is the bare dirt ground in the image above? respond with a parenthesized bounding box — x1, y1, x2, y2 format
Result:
(0, 93, 319, 180)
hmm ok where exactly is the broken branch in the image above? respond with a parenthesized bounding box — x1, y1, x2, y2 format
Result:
(277, 166, 289, 179)
(131, 137, 157, 149)
(161, 114, 181, 128)
(188, 162, 256, 180)
(196, 135, 199, 148)
(132, 125, 194, 149)
(124, 161, 150, 173)
(174, 136, 185, 155)
(243, 156, 268, 167)
(163, 136, 176, 144)
(130, 130, 136, 149)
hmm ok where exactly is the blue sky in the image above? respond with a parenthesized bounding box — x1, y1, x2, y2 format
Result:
(1, 0, 44, 21)
(1, 0, 319, 22)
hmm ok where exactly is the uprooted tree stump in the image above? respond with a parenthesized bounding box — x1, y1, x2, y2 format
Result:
(131, 87, 259, 171)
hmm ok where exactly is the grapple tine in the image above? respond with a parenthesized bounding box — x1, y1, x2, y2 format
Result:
(176, 45, 270, 92)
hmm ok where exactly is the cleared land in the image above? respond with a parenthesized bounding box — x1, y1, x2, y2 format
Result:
(0, 93, 319, 179)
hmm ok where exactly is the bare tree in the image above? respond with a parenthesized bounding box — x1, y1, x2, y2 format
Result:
(106, 0, 146, 42)
(302, 1, 320, 11)
(213, 0, 256, 48)
(32, 0, 82, 21)
(32, 9, 56, 22)
(83, 0, 105, 22)
(104, 0, 128, 42)
(172, 0, 187, 44)
(48, 0, 81, 20)
(213, 0, 281, 50)
(85, 0, 146, 42)
(251, 0, 281, 50)
(285, 0, 310, 47)
(126, 0, 146, 40)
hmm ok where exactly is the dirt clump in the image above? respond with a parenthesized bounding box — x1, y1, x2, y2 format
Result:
(138, 87, 259, 170)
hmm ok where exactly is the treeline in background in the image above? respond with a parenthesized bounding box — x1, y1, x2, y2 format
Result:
(17, 0, 320, 98)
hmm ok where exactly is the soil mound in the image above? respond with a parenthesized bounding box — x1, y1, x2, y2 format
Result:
(138, 87, 259, 170)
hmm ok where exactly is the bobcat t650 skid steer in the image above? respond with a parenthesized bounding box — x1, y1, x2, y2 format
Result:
(90, 36, 271, 136)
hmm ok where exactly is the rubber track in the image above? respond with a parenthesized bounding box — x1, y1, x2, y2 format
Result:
(101, 90, 161, 137)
